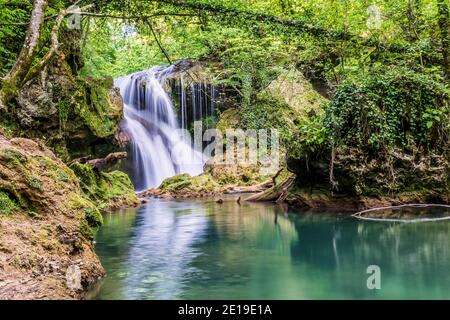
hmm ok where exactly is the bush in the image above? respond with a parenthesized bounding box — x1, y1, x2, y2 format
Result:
(324, 70, 450, 152)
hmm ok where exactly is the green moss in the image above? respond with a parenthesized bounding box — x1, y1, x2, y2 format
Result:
(26, 176, 43, 190)
(72, 77, 121, 138)
(70, 162, 138, 210)
(80, 219, 94, 241)
(159, 173, 220, 194)
(0, 116, 18, 138)
(68, 194, 103, 241)
(84, 207, 103, 227)
(0, 148, 26, 168)
(0, 180, 28, 209)
(159, 173, 192, 191)
(0, 191, 19, 216)
(36, 156, 76, 185)
(52, 141, 70, 162)
(190, 174, 220, 193)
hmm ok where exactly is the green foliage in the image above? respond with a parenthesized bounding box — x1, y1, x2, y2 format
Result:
(0, 191, 19, 216)
(0, 0, 31, 76)
(0, 0, 66, 76)
(324, 70, 450, 151)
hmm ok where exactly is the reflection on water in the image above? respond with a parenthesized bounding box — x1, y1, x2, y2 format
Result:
(93, 195, 450, 299)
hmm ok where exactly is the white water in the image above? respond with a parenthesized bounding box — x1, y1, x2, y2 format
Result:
(115, 65, 205, 192)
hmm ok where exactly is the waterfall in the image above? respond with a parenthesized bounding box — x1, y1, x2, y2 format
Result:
(115, 65, 205, 192)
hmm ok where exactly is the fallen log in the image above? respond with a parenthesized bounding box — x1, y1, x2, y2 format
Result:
(246, 171, 296, 202)
(223, 180, 273, 194)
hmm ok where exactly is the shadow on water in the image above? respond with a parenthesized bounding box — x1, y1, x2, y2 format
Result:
(92, 195, 450, 299)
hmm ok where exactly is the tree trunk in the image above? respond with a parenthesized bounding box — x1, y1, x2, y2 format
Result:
(246, 173, 296, 202)
(0, 0, 48, 111)
(438, 0, 450, 80)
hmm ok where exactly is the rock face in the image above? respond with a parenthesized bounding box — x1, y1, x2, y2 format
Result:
(0, 29, 124, 162)
(265, 68, 328, 118)
(0, 134, 104, 299)
(285, 73, 450, 209)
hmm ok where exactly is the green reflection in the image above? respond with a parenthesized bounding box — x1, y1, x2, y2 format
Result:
(92, 196, 450, 300)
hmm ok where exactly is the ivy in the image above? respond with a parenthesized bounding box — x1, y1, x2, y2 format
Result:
(324, 70, 450, 153)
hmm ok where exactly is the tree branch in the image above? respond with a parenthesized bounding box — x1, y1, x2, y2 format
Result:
(23, 4, 95, 84)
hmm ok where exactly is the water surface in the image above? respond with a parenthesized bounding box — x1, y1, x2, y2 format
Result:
(92, 195, 450, 299)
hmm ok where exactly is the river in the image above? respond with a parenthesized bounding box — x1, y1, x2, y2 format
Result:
(91, 194, 450, 299)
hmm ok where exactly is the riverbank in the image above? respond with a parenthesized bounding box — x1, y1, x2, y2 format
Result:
(0, 134, 138, 299)
(140, 168, 450, 212)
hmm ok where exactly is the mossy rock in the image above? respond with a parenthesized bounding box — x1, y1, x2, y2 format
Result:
(159, 173, 192, 191)
(216, 108, 241, 132)
(68, 194, 103, 240)
(158, 173, 220, 195)
(70, 76, 123, 139)
(266, 67, 328, 118)
(70, 162, 138, 210)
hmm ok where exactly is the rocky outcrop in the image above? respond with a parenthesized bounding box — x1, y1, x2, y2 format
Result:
(0, 133, 104, 299)
(285, 72, 450, 209)
(265, 67, 328, 118)
(0, 29, 124, 162)
(142, 159, 272, 199)
(69, 162, 140, 211)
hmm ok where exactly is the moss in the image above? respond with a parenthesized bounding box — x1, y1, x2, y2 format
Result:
(0, 148, 26, 168)
(25, 176, 43, 191)
(266, 68, 328, 117)
(0, 114, 19, 138)
(159, 173, 192, 191)
(158, 173, 220, 195)
(190, 174, 220, 193)
(70, 162, 138, 210)
(216, 108, 241, 133)
(84, 207, 103, 227)
(52, 142, 70, 162)
(68, 194, 102, 227)
(69, 194, 103, 241)
(0, 180, 29, 209)
(71, 77, 122, 139)
(0, 191, 19, 216)
(80, 219, 94, 241)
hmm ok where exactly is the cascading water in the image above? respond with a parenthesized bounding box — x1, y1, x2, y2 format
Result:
(115, 65, 206, 192)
